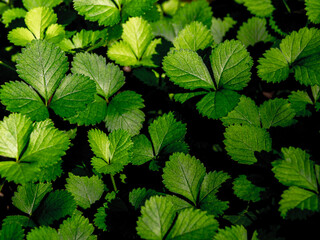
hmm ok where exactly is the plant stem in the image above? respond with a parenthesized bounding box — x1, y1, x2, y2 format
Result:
(110, 174, 117, 192)
(0, 60, 15, 71)
(282, 0, 291, 13)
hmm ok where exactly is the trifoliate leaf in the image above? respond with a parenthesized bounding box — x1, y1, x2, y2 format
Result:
(163, 153, 206, 205)
(288, 90, 313, 117)
(26, 226, 59, 240)
(65, 173, 104, 209)
(259, 98, 296, 129)
(22, 0, 62, 10)
(25, 7, 57, 39)
(73, 0, 120, 27)
(305, 0, 320, 24)
(243, 0, 274, 17)
(107, 41, 139, 66)
(166, 208, 219, 240)
(50, 74, 96, 118)
(16, 39, 69, 102)
(2, 8, 26, 27)
(7, 27, 35, 46)
(279, 186, 319, 218)
(272, 147, 318, 192)
(196, 90, 240, 120)
(233, 175, 265, 202)
(0, 161, 39, 184)
(12, 182, 52, 216)
(224, 124, 272, 164)
(2, 215, 36, 228)
(214, 225, 258, 240)
(35, 190, 76, 225)
(44, 24, 65, 44)
(199, 193, 229, 217)
(59, 214, 97, 240)
(105, 91, 145, 136)
(221, 96, 260, 127)
(149, 112, 187, 156)
(129, 188, 159, 210)
(72, 52, 125, 99)
(163, 49, 215, 90)
(0, 81, 49, 121)
(166, 195, 193, 212)
(0, 223, 24, 240)
(136, 196, 175, 240)
(211, 16, 237, 44)
(0, 113, 33, 159)
(173, 21, 213, 51)
(210, 40, 253, 90)
(131, 134, 154, 165)
(237, 17, 274, 47)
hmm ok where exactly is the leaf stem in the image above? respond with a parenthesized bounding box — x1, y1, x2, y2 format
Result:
(0, 60, 15, 71)
(110, 174, 117, 192)
(282, 0, 291, 13)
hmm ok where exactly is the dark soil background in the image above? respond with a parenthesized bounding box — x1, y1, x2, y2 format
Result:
(1, 0, 320, 239)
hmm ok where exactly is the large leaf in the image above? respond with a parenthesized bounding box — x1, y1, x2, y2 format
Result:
(0, 223, 24, 240)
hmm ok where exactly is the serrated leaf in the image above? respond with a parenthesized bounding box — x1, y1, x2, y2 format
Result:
(173, 21, 213, 51)
(136, 196, 175, 240)
(50, 74, 96, 118)
(122, 0, 157, 18)
(88, 129, 110, 163)
(259, 98, 296, 129)
(199, 193, 229, 217)
(35, 190, 76, 225)
(233, 175, 265, 202)
(272, 147, 318, 192)
(37, 161, 63, 182)
(279, 186, 319, 218)
(149, 112, 186, 156)
(163, 49, 215, 90)
(105, 91, 145, 136)
(7, 27, 35, 46)
(0, 113, 33, 159)
(210, 40, 253, 90)
(16, 39, 69, 102)
(214, 225, 251, 240)
(237, 17, 274, 47)
(59, 214, 96, 240)
(94, 207, 107, 231)
(72, 52, 125, 99)
(22, 0, 62, 10)
(288, 90, 313, 117)
(65, 173, 104, 209)
(0, 223, 24, 240)
(163, 153, 206, 205)
(73, 0, 120, 26)
(305, 0, 320, 24)
(107, 41, 139, 66)
(25, 7, 57, 39)
(166, 208, 219, 240)
(0, 81, 49, 121)
(44, 24, 65, 43)
(129, 188, 159, 210)
(12, 182, 52, 216)
(0, 161, 39, 184)
(2, 215, 36, 228)
(131, 134, 154, 165)
(243, 0, 274, 17)
(2, 8, 26, 27)
(224, 124, 272, 164)
(221, 96, 260, 127)
(211, 16, 236, 44)
(196, 90, 240, 120)
(26, 226, 59, 240)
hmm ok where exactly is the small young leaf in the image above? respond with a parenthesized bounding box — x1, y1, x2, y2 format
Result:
(129, 187, 159, 210)
(288, 90, 313, 117)
(211, 16, 236, 44)
(7, 27, 35, 46)
(2, 8, 26, 27)
(233, 175, 265, 202)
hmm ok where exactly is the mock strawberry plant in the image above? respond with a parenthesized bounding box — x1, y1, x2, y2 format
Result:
(0, 0, 319, 239)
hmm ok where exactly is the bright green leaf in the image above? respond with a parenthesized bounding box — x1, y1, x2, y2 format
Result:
(7, 27, 35, 46)
(305, 0, 320, 24)
(131, 134, 154, 165)
(2, 8, 26, 27)
(26, 226, 59, 240)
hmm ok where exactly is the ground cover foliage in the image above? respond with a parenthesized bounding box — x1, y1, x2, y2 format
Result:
(0, 0, 319, 239)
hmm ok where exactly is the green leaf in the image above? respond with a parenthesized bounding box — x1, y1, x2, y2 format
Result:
(173, 21, 213, 51)
(50, 74, 96, 118)
(88, 129, 110, 163)
(105, 91, 145, 136)
(305, 0, 320, 24)
(151, 17, 176, 42)
(199, 193, 229, 217)
(129, 187, 159, 210)
(44, 24, 65, 44)
(237, 17, 274, 47)
(72, 52, 125, 99)
(210, 40, 253, 90)
(25, 7, 57, 39)
(279, 186, 319, 218)
(7, 27, 35, 46)
(214, 225, 254, 240)
(148, 112, 187, 156)
(26, 226, 59, 240)
(272, 147, 318, 192)
(243, 0, 274, 17)
(259, 98, 296, 129)
(12, 182, 52, 216)
(0, 113, 33, 159)
(196, 90, 240, 120)
(2, 215, 36, 228)
(0, 161, 39, 184)
(35, 190, 76, 225)
(2, 8, 26, 27)
(224, 124, 272, 164)
(233, 175, 265, 202)
(73, 0, 120, 26)
(211, 16, 236, 44)
(65, 173, 104, 209)
(16, 39, 69, 102)
(221, 96, 260, 127)
(107, 41, 139, 66)
(0, 81, 49, 121)
(163, 153, 206, 205)
(288, 90, 313, 117)
(163, 49, 215, 90)
(94, 207, 107, 231)
(0, 223, 24, 240)
(122, 0, 157, 18)
(131, 134, 154, 165)
(22, 0, 62, 10)
(173, 92, 207, 104)
(166, 208, 219, 240)
(136, 196, 175, 240)
(59, 214, 96, 240)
